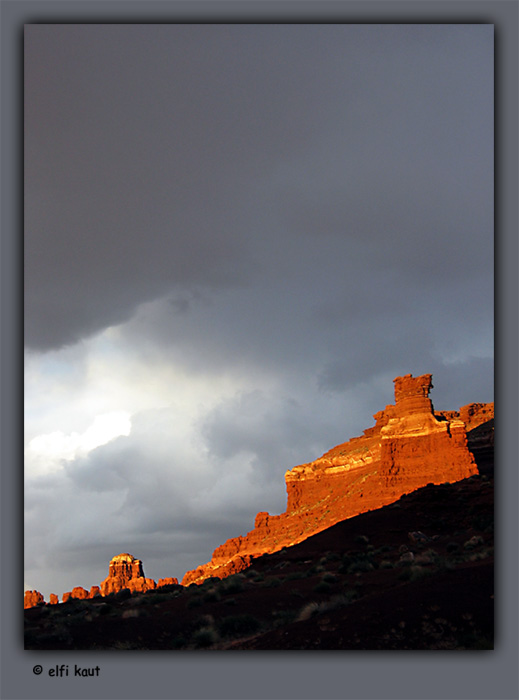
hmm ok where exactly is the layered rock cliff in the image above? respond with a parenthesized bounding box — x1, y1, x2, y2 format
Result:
(182, 373, 489, 585)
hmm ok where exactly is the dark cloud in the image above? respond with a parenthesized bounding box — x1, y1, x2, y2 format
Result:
(25, 24, 492, 352)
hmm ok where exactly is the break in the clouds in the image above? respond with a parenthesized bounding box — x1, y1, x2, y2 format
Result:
(24, 24, 493, 599)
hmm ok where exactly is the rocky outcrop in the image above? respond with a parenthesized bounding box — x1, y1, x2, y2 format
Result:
(24, 590, 44, 609)
(99, 553, 156, 595)
(24, 554, 176, 608)
(62, 586, 89, 603)
(157, 577, 179, 587)
(182, 373, 487, 586)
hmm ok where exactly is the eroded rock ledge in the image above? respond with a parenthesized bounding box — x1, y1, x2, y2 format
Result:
(182, 373, 491, 586)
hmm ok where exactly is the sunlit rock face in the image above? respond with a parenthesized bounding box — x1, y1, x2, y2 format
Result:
(182, 373, 488, 586)
(62, 586, 89, 603)
(100, 553, 156, 595)
(24, 590, 44, 609)
(157, 577, 179, 587)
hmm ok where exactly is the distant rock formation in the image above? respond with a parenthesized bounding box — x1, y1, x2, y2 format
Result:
(157, 577, 179, 587)
(24, 590, 44, 609)
(100, 553, 156, 595)
(182, 373, 489, 585)
(62, 586, 89, 602)
(24, 554, 179, 608)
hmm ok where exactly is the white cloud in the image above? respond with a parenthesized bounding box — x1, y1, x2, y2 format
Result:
(25, 411, 132, 477)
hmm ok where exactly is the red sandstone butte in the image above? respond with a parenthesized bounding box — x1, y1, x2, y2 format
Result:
(24, 590, 44, 609)
(49, 594, 59, 605)
(182, 373, 488, 586)
(99, 553, 156, 595)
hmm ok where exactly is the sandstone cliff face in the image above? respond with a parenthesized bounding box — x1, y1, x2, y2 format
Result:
(182, 373, 488, 586)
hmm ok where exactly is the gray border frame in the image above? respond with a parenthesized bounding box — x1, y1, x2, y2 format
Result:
(3, 2, 517, 699)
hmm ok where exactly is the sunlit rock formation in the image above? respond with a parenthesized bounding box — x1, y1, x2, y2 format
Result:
(182, 373, 487, 586)
(62, 586, 89, 602)
(24, 554, 180, 608)
(157, 577, 179, 587)
(100, 553, 156, 595)
(24, 590, 44, 609)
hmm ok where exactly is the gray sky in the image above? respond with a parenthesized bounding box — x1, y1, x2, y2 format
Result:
(24, 24, 493, 599)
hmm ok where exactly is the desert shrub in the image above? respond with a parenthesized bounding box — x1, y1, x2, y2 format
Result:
(274, 560, 289, 570)
(265, 576, 282, 588)
(253, 573, 265, 582)
(348, 560, 374, 574)
(141, 593, 166, 605)
(398, 565, 429, 582)
(114, 588, 132, 602)
(224, 597, 237, 606)
(201, 577, 221, 587)
(286, 571, 305, 581)
(217, 614, 261, 638)
(297, 593, 355, 622)
(379, 560, 394, 569)
(446, 542, 460, 553)
(192, 626, 219, 648)
(468, 549, 492, 562)
(169, 635, 187, 649)
(297, 602, 321, 621)
(322, 592, 356, 612)
(355, 535, 369, 545)
(322, 572, 338, 584)
(245, 569, 259, 579)
(221, 577, 244, 594)
(155, 584, 180, 594)
(187, 597, 202, 609)
(378, 544, 392, 553)
(324, 551, 340, 562)
(313, 581, 331, 594)
(310, 564, 325, 574)
(202, 587, 221, 603)
(338, 555, 353, 574)
(271, 608, 298, 627)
